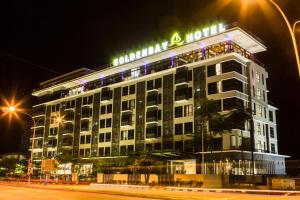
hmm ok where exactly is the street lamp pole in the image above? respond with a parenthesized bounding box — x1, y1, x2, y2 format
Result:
(293, 21, 300, 34)
(268, 0, 300, 76)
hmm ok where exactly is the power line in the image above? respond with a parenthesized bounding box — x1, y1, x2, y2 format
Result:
(0, 50, 61, 75)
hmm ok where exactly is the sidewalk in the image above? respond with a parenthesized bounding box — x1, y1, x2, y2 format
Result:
(0, 181, 299, 200)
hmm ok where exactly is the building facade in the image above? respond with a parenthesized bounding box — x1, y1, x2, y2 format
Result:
(30, 23, 287, 176)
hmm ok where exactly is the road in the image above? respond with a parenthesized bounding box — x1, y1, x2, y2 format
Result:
(0, 184, 299, 200)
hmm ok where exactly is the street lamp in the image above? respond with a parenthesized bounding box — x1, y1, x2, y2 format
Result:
(2, 105, 62, 184)
(267, 0, 300, 77)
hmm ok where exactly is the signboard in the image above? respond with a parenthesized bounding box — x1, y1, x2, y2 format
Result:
(41, 159, 58, 172)
(57, 163, 72, 175)
(113, 23, 226, 66)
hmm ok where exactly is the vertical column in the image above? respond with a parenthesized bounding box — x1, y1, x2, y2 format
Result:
(91, 93, 100, 156)
(193, 66, 206, 153)
(162, 74, 174, 150)
(57, 104, 65, 154)
(112, 87, 121, 156)
(135, 81, 145, 152)
(73, 97, 82, 158)
(43, 105, 51, 157)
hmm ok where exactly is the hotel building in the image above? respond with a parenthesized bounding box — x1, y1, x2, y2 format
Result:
(30, 22, 287, 175)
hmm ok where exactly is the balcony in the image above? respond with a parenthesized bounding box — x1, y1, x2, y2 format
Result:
(175, 86, 192, 101)
(146, 109, 160, 124)
(146, 92, 159, 107)
(121, 113, 133, 126)
(101, 88, 112, 102)
(175, 67, 191, 86)
(62, 136, 73, 147)
(146, 125, 161, 138)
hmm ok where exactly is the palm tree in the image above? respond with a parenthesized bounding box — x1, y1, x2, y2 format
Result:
(222, 107, 252, 175)
(195, 98, 222, 174)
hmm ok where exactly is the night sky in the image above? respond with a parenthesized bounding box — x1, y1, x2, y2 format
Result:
(0, 1, 299, 159)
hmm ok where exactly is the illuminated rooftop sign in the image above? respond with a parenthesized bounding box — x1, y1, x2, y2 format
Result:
(113, 23, 226, 66)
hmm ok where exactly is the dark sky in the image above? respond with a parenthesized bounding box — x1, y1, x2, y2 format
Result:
(0, 1, 299, 158)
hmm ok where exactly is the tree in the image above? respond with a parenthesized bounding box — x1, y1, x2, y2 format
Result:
(129, 156, 156, 184)
(195, 98, 222, 173)
(222, 107, 252, 175)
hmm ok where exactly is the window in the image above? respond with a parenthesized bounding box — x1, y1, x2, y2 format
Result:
(175, 141, 183, 151)
(80, 136, 85, 144)
(81, 120, 89, 131)
(257, 104, 263, 117)
(207, 65, 216, 77)
(146, 126, 161, 138)
(147, 80, 154, 90)
(128, 145, 134, 153)
(256, 88, 262, 99)
(223, 97, 244, 111)
(107, 104, 112, 113)
(175, 124, 183, 135)
(122, 86, 128, 96)
(154, 78, 162, 89)
(257, 123, 261, 135)
(104, 147, 110, 156)
(120, 130, 134, 140)
(256, 72, 260, 83)
(184, 104, 193, 117)
(222, 78, 243, 93)
(262, 74, 265, 85)
(230, 135, 236, 147)
(208, 82, 218, 95)
(99, 133, 105, 142)
(86, 135, 91, 144)
(270, 127, 275, 138)
(100, 119, 105, 128)
(175, 106, 183, 118)
(271, 143, 276, 154)
(184, 122, 193, 134)
(99, 147, 104, 156)
(128, 130, 134, 140)
(120, 146, 127, 156)
(106, 118, 112, 128)
(100, 106, 106, 114)
(105, 132, 111, 142)
(129, 85, 135, 94)
(146, 143, 152, 151)
(85, 149, 90, 157)
(221, 60, 242, 74)
(79, 149, 84, 157)
(154, 143, 161, 150)
(269, 111, 274, 122)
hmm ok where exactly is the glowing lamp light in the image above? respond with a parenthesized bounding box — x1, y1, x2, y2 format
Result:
(9, 106, 15, 112)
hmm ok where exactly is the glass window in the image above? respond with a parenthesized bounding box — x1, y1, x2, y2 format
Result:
(105, 132, 111, 142)
(208, 82, 218, 94)
(100, 119, 105, 128)
(86, 135, 91, 144)
(105, 147, 110, 156)
(175, 106, 183, 118)
(269, 111, 274, 122)
(129, 85, 135, 94)
(85, 148, 90, 157)
(80, 136, 85, 144)
(122, 86, 128, 96)
(106, 118, 112, 128)
(99, 133, 105, 142)
(99, 147, 104, 156)
(100, 106, 106, 114)
(175, 124, 183, 135)
(128, 130, 134, 140)
(207, 64, 216, 77)
(270, 127, 275, 138)
(271, 143, 276, 154)
(184, 104, 193, 117)
(107, 104, 112, 113)
(184, 122, 193, 134)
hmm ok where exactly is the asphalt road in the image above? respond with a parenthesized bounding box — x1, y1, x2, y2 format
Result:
(0, 184, 299, 200)
(0, 185, 155, 200)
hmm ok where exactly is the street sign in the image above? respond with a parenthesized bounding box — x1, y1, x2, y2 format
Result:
(41, 159, 58, 172)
